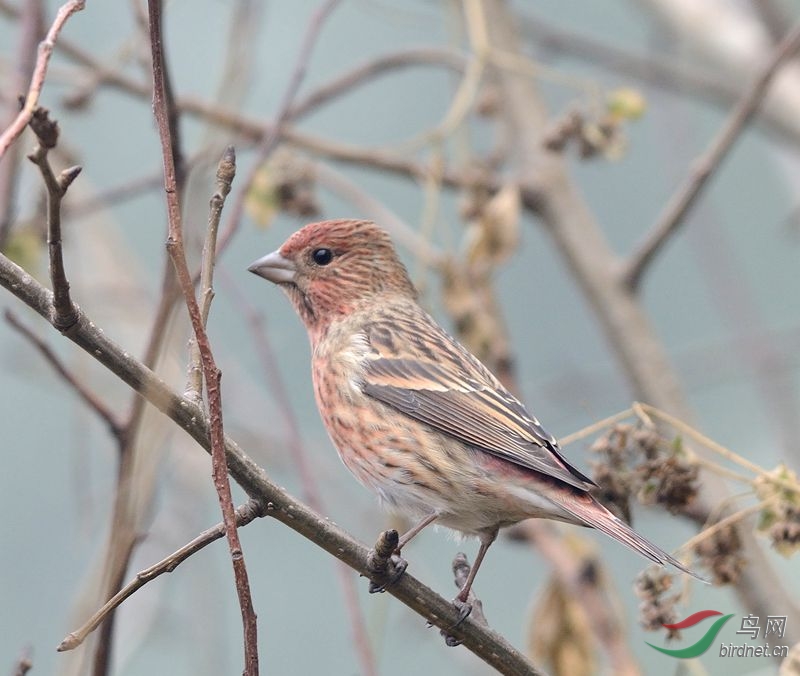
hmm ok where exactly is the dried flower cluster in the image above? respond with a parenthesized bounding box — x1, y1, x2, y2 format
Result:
(543, 88, 645, 160)
(589, 424, 635, 522)
(694, 523, 746, 585)
(635, 568, 680, 638)
(589, 423, 699, 521)
(755, 465, 800, 557)
(246, 150, 319, 227)
(446, 182, 520, 371)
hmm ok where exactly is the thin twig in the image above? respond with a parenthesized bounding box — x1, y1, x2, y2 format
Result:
(215, 0, 342, 258)
(678, 501, 765, 555)
(403, 0, 488, 152)
(147, 2, 258, 673)
(58, 499, 266, 652)
(521, 13, 746, 117)
(0, 0, 43, 250)
(623, 23, 800, 291)
(25, 108, 81, 330)
(0, 0, 85, 160)
(287, 47, 466, 119)
(558, 407, 634, 447)
(4, 309, 124, 437)
(634, 403, 800, 495)
(11, 648, 33, 676)
(185, 146, 236, 402)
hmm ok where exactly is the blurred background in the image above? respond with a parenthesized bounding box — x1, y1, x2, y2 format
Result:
(1, 1, 799, 674)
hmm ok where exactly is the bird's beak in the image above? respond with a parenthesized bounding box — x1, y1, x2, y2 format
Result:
(247, 250, 297, 284)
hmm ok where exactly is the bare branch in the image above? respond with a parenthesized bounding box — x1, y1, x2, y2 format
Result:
(147, 2, 258, 672)
(288, 47, 466, 119)
(10, 647, 32, 676)
(0, 0, 85, 160)
(58, 499, 266, 652)
(185, 146, 236, 402)
(623, 23, 800, 292)
(0, 0, 43, 250)
(25, 107, 80, 330)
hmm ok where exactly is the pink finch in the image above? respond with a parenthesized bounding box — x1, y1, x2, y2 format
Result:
(249, 218, 702, 602)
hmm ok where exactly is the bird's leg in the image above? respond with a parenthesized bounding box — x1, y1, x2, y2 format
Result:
(439, 552, 490, 647)
(452, 528, 497, 624)
(397, 512, 439, 551)
(367, 513, 438, 594)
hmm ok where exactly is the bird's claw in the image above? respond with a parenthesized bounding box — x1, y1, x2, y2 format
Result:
(368, 554, 407, 593)
(366, 529, 407, 593)
(452, 598, 473, 625)
(438, 598, 472, 646)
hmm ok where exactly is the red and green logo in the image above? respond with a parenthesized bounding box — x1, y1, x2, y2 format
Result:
(646, 610, 734, 658)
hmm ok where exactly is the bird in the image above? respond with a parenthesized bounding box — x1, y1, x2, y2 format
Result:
(248, 218, 703, 606)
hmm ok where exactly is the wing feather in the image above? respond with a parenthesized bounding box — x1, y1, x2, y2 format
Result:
(361, 320, 595, 491)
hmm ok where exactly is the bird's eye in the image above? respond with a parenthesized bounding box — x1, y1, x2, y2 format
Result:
(312, 248, 333, 266)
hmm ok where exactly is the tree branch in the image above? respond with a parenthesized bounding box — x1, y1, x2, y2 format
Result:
(147, 1, 258, 673)
(58, 499, 266, 652)
(185, 146, 235, 402)
(0, 0, 43, 250)
(623, 23, 800, 291)
(287, 47, 466, 119)
(0, 0, 85, 160)
(25, 108, 80, 330)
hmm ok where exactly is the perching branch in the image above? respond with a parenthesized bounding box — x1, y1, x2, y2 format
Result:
(147, 1, 258, 674)
(0, 251, 544, 676)
(623, 23, 800, 292)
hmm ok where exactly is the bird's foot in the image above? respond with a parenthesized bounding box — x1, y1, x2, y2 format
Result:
(436, 553, 490, 647)
(438, 598, 473, 646)
(366, 529, 408, 593)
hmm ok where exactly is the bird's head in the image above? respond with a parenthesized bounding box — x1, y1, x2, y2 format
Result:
(249, 219, 416, 333)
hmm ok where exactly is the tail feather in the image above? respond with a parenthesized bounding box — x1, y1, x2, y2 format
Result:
(550, 491, 709, 583)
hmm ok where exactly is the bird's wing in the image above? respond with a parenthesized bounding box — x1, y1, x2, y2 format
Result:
(361, 319, 596, 491)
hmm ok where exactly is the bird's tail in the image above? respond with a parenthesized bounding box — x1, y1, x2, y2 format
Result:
(546, 489, 709, 583)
